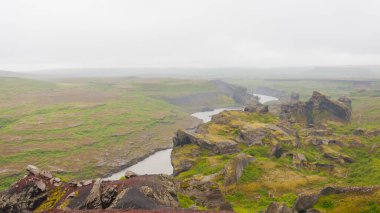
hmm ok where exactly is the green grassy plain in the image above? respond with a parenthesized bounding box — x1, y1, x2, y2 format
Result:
(0, 77, 235, 190)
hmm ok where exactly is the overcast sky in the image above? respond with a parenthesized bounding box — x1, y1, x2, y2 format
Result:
(0, 0, 379, 71)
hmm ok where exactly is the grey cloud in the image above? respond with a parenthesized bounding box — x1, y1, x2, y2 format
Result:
(0, 0, 379, 71)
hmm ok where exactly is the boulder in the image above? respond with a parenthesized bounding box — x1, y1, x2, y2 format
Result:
(292, 153, 307, 168)
(26, 165, 41, 176)
(35, 180, 47, 192)
(124, 171, 138, 179)
(223, 153, 255, 185)
(173, 130, 240, 154)
(367, 129, 380, 137)
(179, 179, 233, 211)
(327, 139, 346, 147)
(353, 128, 366, 136)
(244, 100, 269, 114)
(308, 138, 324, 146)
(292, 194, 320, 212)
(265, 202, 291, 213)
(237, 127, 271, 146)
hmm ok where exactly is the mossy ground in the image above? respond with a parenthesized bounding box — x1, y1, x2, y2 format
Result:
(174, 84, 380, 213)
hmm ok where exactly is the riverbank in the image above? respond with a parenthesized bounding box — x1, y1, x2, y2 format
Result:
(104, 94, 279, 180)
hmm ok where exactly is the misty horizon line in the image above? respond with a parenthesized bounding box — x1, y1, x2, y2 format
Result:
(3, 64, 380, 73)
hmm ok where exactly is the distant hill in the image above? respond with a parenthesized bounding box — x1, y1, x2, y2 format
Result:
(0, 70, 28, 77)
(13, 65, 380, 80)
(297, 66, 380, 80)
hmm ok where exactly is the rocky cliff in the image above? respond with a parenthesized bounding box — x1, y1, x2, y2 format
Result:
(280, 91, 352, 127)
(170, 91, 380, 212)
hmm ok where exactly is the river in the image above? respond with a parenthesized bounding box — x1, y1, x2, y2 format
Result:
(104, 93, 278, 180)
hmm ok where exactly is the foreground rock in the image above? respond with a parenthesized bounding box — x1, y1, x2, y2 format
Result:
(0, 166, 181, 212)
(0, 165, 236, 212)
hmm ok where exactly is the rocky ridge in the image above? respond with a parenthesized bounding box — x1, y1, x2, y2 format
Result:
(280, 91, 352, 127)
(170, 91, 380, 212)
(2, 91, 380, 212)
(0, 165, 233, 212)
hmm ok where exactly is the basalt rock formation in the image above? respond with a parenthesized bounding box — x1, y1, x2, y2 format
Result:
(0, 166, 181, 212)
(173, 129, 240, 155)
(280, 91, 352, 127)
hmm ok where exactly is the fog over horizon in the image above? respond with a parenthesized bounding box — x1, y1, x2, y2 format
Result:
(1, 0, 380, 72)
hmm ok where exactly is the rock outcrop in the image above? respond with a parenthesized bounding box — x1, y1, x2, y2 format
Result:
(173, 130, 240, 155)
(0, 166, 181, 212)
(244, 99, 269, 114)
(236, 126, 272, 146)
(280, 91, 352, 127)
(178, 179, 233, 211)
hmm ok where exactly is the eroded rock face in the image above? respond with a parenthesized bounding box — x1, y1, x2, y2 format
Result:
(280, 91, 352, 127)
(171, 143, 202, 176)
(292, 194, 320, 212)
(0, 179, 48, 212)
(173, 130, 240, 154)
(237, 127, 271, 146)
(0, 166, 181, 212)
(0, 165, 68, 212)
(223, 153, 255, 185)
(308, 91, 352, 122)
